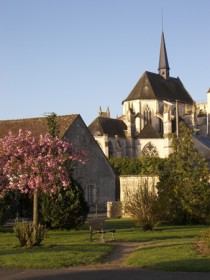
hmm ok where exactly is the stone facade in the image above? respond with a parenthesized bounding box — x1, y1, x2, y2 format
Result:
(65, 116, 116, 212)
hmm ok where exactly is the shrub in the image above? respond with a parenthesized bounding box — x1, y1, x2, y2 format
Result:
(123, 180, 162, 230)
(109, 156, 166, 176)
(14, 222, 47, 247)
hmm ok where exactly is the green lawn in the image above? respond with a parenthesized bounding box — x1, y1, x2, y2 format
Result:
(0, 227, 114, 269)
(0, 219, 210, 271)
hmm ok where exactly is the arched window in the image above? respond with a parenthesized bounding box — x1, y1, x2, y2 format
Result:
(135, 116, 141, 133)
(159, 119, 163, 136)
(144, 105, 152, 126)
(142, 142, 159, 157)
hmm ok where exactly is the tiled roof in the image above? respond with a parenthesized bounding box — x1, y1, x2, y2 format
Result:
(88, 117, 127, 138)
(123, 71, 194, 105)
(138, 124, 162, 139)
(0, 114, 79, 138)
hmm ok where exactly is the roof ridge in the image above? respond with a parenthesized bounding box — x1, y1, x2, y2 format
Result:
(0, 114, 79, 123)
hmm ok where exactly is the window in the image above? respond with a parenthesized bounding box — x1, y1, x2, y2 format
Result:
(86, 184, 96, 204)
(142, 142, 159, 157)
(108, 141, 114, 158)
(159, 119, 163, 136)
(144, 105, 152, 126)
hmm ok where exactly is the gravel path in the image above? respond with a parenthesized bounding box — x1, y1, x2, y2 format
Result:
(77, 242, 142, 270)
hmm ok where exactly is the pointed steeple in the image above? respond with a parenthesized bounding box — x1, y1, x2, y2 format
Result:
(158, 32, 170, 79)
(98, 106, 102, 116)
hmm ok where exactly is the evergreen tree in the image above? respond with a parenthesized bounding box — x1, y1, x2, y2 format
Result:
(157, 122, 210, 224)
(39, 178, 89, 229)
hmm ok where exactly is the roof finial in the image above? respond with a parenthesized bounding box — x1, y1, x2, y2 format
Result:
(106, 107, 110, 118)
(98, 106, 102, 116)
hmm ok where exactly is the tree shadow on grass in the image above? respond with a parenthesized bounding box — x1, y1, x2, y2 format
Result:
(143, 258, 210, 272)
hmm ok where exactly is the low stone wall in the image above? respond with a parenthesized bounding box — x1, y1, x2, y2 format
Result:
(120, 175, 159, 218)
(120, 175, 159, 201)
(107, 175, 159, 218)
(107, 201, 122, 218)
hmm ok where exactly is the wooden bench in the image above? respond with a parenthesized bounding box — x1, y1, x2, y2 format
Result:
(88, 219, 116, 242)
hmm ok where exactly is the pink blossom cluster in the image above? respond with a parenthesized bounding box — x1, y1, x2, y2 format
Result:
(0, 130, 86, 196)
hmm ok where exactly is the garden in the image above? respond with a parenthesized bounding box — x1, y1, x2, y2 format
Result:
(0, 120, 210, 272)
(0, 219, 210, 271)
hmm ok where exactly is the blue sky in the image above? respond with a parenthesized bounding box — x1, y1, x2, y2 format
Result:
(0, 0, 210, 125)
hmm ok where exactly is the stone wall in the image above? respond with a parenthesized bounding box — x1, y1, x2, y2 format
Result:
(120, 175, 159, 218)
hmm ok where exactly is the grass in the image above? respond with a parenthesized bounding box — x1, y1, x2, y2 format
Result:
(0, 219, 210, 271)
(126, 235, 210, 271)
(0, 227, 114, 269)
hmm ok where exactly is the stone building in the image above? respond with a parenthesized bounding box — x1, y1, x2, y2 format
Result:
(0, 114, 116, 212)
(89, 32, 210, 160)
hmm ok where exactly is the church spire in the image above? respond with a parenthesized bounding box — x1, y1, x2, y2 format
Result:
(158, 32, 170, 79)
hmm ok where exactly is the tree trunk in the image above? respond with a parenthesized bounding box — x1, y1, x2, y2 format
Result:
(33, 191, 38, 226)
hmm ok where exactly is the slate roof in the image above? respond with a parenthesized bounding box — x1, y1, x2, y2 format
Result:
(88, 117, 127, 138)
(138, 124, 162, 139)
(0, 114, 79, 139)
(123, 71, 194, 105)
(194, 135, 210, 149)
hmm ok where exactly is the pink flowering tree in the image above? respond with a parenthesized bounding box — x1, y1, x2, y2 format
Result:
(0, 129, 86, 226)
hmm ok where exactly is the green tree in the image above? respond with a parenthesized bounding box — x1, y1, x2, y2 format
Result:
(39, 178, 89, 229)
(157, 122, 210, 224)
(45, 112, 60, 137)
(109, 158, 143, 175)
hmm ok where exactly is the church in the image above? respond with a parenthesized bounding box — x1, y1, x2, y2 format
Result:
(89, 32, 210, 160)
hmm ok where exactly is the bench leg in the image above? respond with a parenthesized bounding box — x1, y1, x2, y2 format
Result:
(100, 232, 105, 243)
(111, 232, 115, 241)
